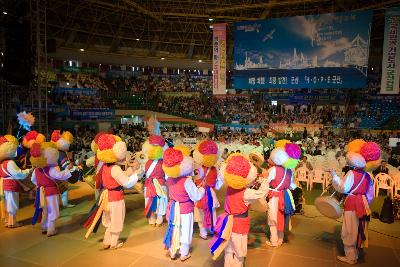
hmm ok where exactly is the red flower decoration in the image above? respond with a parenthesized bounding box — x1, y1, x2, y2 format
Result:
(163, 148, 183, 167)
(360, 142, 381, 161)
(226, 155, 250, 177)
(30, 143, 42, 157)
(25, 130, 38, 141)
(51, 130, 61, 142)
(94, 132, 106, 144)
(149, 135, 165, 147)
(97, 134, 116, 150)
(198, 140, 218, 155)
(0, 136, 8, 145)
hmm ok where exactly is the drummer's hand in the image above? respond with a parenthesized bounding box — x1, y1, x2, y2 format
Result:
(261, 169, 269, 179)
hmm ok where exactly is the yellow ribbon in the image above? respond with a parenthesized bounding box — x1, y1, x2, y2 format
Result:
(170, 202, 181, 255)
(0, 178, 5, 220)
(85, 189, 108, 239)
(153, 178, 166, 198)
(212, 215, 233, 260)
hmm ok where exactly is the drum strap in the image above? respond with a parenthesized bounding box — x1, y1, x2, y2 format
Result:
(146, 160, 158, 178)
(1, 164, 12, 179)
(270, 168, 287, 192)
(348, 173, 366, 195)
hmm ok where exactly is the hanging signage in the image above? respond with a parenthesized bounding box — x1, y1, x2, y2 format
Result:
(213, 23, 227, 95)
(234, 11, 372, 89)
(381, 7, 400, 94)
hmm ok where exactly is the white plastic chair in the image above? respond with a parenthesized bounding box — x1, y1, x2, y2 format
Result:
(393, 173, 400, 197)
(310, 169, 328, 190)
(374, 173, 394, 197)
(295, 167, 310, 190)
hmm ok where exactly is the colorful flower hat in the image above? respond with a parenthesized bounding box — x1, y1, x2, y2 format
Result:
(97, 134, 127, 163)
(91, 132, 106, 153)
(22, 130, 45, 149)
(142, 135, 166, 160)
(162, 146, 193, 178)
(270, 140, 301, 169)
(221, 153, 257, 190)
(0, 135, 19, 162)
(346, 139, 381, 172)
(30, 142, 59, 168)
(51, 130, 74, 152)
(193, 140, 219, 168)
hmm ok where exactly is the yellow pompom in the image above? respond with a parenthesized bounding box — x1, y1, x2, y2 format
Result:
(347, 139, 366, 153)
(275, 139, 291, 148)
(174, 145, 190, 156)
(148, 146, 163, 160)
(97, 148, 117, 163)
(365, 159, 381, 172)
(162, 165, 181, 178)
(224, 172, 249, 189)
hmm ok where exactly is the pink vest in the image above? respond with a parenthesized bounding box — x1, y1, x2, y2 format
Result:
(1, 160, 22, 192)
(270, 166, 292, 191)
(145, 159, 166, 185)
(344, 170, 371, 216)
(225, 187, 250, 234)
(101, 164, 124, 202)
(35, 167, 59, 196)
(167, 176, 194, 214)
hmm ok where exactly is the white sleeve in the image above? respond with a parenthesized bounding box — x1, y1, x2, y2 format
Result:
(214, 169, 224, 190)
(244, 179, 269, 205)
(31, 169, 37, 186)
(49, 166, 72, 181)
(184, 178, 205, 202)
(111, 165, 138, 189)
(332, 170, 354, 194)
(7, 160, 30, 180)
(289, 171, 297, 190)
(266, 166, 276, 183)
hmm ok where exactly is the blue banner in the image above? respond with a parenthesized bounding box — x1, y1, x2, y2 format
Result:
(71, 109, 115, 120)
(52, 87, 99, 96)
(234, 11, 372, 89)
(17, 105, 70, 116)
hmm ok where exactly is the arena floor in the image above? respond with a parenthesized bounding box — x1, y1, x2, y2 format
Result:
(0, 182, 399, 267)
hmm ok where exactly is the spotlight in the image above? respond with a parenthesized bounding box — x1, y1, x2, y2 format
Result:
(136, 38, 140, 41)
(79, 48, 85, 52)
(198, 59, 202, 63)
(208, 18, 213, 21)
(2, 11, 7, 15)
(209, 25, 213, 29)
(161, 57, 165, 60)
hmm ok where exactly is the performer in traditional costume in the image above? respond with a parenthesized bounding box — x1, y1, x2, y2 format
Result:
(85, 132, 106, 201)
(30, 142, 72, 236)
(142, 135, 168, 226)
(330, 139, 380, 265)
(50, 130, 75, 208)
(84, 134, 142, 249)
(0, 135, 31, 228)
(16, 130, 46, 198)
(163, 146, 205, 261)
(209, 153, 269, 267)
(193, 140, 223, 239)
(265, 140, 300, 248)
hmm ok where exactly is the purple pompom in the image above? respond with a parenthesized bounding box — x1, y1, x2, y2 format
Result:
(285, 143, 301, 159)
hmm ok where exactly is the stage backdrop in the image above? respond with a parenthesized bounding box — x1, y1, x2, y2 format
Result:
(233, 11, 372, 89)
(380, 7, 400, 95)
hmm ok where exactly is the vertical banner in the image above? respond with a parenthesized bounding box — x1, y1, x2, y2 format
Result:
(381, 7, 400, 94)
(213, 23, 227, 95)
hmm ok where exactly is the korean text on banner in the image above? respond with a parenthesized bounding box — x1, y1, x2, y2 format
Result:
(213, 23, 227, 95)
(381, 7, 400, 94)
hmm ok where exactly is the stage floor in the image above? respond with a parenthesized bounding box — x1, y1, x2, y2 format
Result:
(0, 182, 399, 267)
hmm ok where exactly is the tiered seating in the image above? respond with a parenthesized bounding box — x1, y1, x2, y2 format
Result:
(359, 102, 400, 129)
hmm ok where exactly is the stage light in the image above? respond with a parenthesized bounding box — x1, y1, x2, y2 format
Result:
(79, 48, 84, 52)
(371, 67, 374, 70)
(209, 25, 213, 29)
(209, 18, 214, 21)
(161, 57, 165, 60)
(136, 38, 140, 41)
(1, 52, 3, 56)
(198, 59, 202, 63)
(66, 82, 70, 86)
(2, 11, 7, 15)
